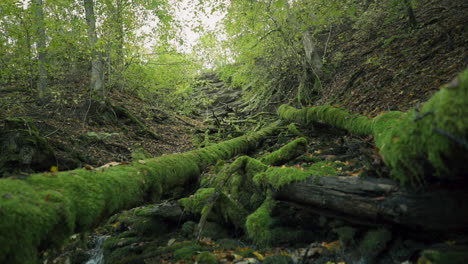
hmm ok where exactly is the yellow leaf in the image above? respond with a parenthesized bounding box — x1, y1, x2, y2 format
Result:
(252, 251, 264, 260)
(112, 222, 121, 228)
(322, 240, 341, 251)
(50, 166, 59, 173)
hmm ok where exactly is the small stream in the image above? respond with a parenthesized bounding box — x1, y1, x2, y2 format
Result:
(84, 236, 109, 264)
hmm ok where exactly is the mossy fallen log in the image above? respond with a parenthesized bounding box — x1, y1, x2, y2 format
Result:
(0, 122, 279, 264)
(278, 69, 468, 185)
(178, 137, 310, 244)
(260, 137, 308, 166)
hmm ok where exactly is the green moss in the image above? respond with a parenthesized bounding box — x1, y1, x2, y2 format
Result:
(287, 123, 302, 136)
(373, 69, 468, 184)
(103, 236, 141, 251)
(263, 255, 294, 264)
(173, 242, 204, 260)
(223, 156, 268, 211)
(217, 239, 241, 250)
(278, 69, 468, 185)
(132, 217, 168, 236)
(179, 187, 248, 229)
(216, 192, 249, 228)
(278, 104, 373, 135)
(333, 226, 357, 247)
(358, 228, 392, 259)
(181, 221, 197, 237)
(200, 222, 230, 239)
(0, 122, 280, 263)
(254, 161, 336, 190)
(307, 161, 339, 176)
(420, 248, 468, 264)
(179, 188, 215, 214)
(196, 251, 218, 264)
(254, 167, 310, 189)
(261, 137, 308, 166)
(245, 195, 276, 246)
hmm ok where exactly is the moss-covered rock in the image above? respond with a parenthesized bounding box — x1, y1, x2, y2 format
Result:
(358, 228, 392, 260)
(333, 226, 357, 248)
(0, 117, 56, 177)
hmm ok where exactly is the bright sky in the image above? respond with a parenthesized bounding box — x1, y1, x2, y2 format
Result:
(171, 0, 226, 52)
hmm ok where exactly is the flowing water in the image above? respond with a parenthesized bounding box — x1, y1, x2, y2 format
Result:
(84, 236, 109, 264)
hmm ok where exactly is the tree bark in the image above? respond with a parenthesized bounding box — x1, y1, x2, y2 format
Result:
(84, 0, 104, 98)
(275, 175, 468, 232)
(0, 123, 279, 264)
(34, 0, 47, 99)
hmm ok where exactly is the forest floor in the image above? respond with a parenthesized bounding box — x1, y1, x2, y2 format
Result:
(1, 0, 467, 264)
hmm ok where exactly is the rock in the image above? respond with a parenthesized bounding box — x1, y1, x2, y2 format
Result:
(0, 117, 56, 177)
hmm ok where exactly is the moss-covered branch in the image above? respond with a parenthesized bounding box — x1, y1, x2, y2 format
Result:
(278, 69, 468, 185)
(0, 122, 279, 264)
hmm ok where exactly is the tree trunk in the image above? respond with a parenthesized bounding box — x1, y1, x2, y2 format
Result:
(34, 0, 47, 99)
(84, 0, 104, 98)
(0, 123, 279, 264)
(275, 175, 468, 232)
(278, 69, 468, 185)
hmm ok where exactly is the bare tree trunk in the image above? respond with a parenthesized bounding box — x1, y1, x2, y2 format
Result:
(84, 0, 104, 99)
(34, 0, 47, 99)
(403, 0, 417, 28)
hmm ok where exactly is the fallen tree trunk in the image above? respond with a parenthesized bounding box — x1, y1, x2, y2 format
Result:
(274, 174, 468, 232)
(0, 122, 279, 264)
(278, 69, 468, 185)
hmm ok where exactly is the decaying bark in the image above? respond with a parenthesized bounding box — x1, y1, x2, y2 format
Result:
(275, 175, 468, 232)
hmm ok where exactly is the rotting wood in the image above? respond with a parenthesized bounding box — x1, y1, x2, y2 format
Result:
(275, 175, 468, 232)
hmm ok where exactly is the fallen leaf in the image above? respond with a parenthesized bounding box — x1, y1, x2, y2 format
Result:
(50, 166, 59, 173)
(322, 240, 341, 251)
(167, 238, 176, 246)
(253, 251, 264, 260)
